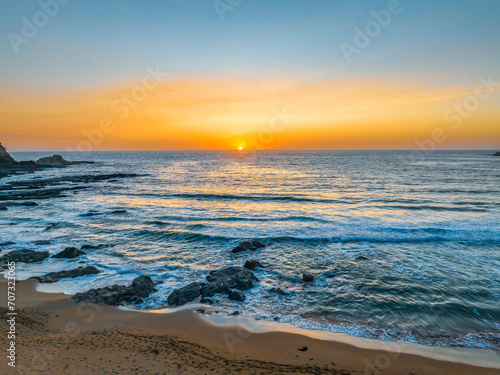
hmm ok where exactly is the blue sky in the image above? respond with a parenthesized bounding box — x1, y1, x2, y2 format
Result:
(1, 0, 499, 91)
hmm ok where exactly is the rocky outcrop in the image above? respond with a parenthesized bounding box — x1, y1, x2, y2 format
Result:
(36, 266, 100, 283)
(302, 273, 314, 282)
(52, 247, 86, 259)
(0, 249, 50, 263)
(73, 276, 156, 305)
(232, 240, 266, 253)
(0, 141, 94, 178)
(0, 143, 16, 165)
(244, 260, 264, 270)
(0, 201, 37, 210)
(36, 155, 92, 167)
(167, 267, 258, 307)
(167, 283, 201, 307)
(493, 152, 500, 156)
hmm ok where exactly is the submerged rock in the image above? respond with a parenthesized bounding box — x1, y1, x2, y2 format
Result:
(232, 240, 266, 253)
(33, 240, 51, 245)
(270, 287, 286, 295)
(81, 244, 105, 250)
(0, 242, 15, 247)
(52, 247, 85, 259)
(244, 260, 264, 270)
(36, 266, 100, 283)
(355, 256, 369, 261)
(0, 249, 50, 263)
(302, 273, 314, 282)
(73, 276, 156, 305)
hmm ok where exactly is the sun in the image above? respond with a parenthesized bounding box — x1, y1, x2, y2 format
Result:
(238, 146, 244, 151)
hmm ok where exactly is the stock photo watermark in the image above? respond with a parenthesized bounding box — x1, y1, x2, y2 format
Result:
(7, 0, 71, 54)
(213, 0, 243, 21)
(340, 0, 411, 63)
(6, 262, 17, 369)
(408, 74, 499, 162)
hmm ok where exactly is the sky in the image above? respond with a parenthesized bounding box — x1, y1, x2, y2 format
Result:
(0, 0, 499, 151)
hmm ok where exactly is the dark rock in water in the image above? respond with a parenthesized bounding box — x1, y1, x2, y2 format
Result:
(493, 152, 500, 156)
(168, 266, 259, 307)
(52, 247, 85, 259)
(228, 290, 246, 302)
(36, 266, 100, 283)
(0, 242, 15, 247)
(195, 309, 205, 314)
(229, 311, 240, 316)
(167, 282, 201, 307)
(355, 256, 369, 261)
(202, 267, 258, 297)
(297, 346, 308, 352)
(73, 275, 156, 305)
(0, 249, 50, 263)
(36, 155, 94, 168)
(244, 260, 264, 270)
(81, 244, 104, 250)
(270, 287, 286, 295)
(111, 210, 127, 214)
(232, 240, 266, 253)
(0, 201, 38, 210)
(81, 211, 100, 217)
(200, 298, 213, 305)
(302, 273, 315, 282)
(33, 240, 51, 245)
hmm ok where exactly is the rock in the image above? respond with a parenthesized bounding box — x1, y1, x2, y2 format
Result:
(81, 244, 104, 250)
(52, 247, 85, 259)
(493, 152, 500, 156)
(82, 211, 100, 217)
(200, 298, 213, 305)
(302, 273, 314, 282)
(232, 240, 266, 253)
(35, 155, 73, 167)
(73, 275, 156, 305)
(36, 266, 100, 283)
(0, 204, 6, 210)
(111, 210, 127, 214)
(0, 249, 50, 263)
(33, 240, 51, 245)
(202, 267, 258, 297)
(195, 309, 205, 314)
(0, 242, 15, 247)
(297, 347, 308, 352)
(167, 282, 201, 307)
(0, 142, 16, 165)
(355, 256, 369, 261)
(168, 266, 259, 307)
(229, 311, 240, 316)
(244, 260, 264, 270)
(270, 287, 286, 295)
(228, 290, 246, 302)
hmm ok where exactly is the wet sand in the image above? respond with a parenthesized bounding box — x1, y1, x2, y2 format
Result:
(0, 279, 499, 374)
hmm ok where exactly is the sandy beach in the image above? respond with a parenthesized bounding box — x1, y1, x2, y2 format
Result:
(0, 279, 498, 375)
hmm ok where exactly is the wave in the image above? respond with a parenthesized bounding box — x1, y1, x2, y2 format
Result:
(129, 228, 500, 245)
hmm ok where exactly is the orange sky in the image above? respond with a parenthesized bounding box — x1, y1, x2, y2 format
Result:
(1, 75, 499, 151)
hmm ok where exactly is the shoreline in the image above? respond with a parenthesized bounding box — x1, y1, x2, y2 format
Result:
(1, 278, 498, 374)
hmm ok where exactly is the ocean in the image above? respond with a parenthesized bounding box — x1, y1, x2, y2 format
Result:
(3, 150, 500, 350)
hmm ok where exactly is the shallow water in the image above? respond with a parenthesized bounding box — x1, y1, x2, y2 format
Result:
(2, 150, 500, 350)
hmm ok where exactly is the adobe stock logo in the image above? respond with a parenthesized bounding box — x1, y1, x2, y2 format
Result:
(7, 0, 71, 54)
(340, 0, 411, 63)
